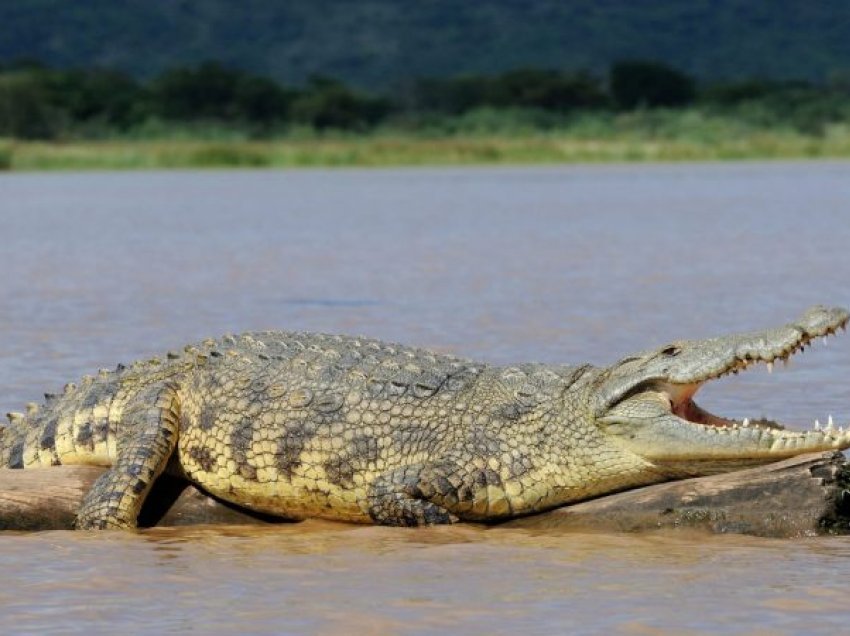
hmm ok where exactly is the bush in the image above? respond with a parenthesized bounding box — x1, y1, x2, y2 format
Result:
(411, 76, 495, 114)
(411, 69, 608, 115)
(0, 71, 63, 139)
(43, 68, 147, 129)
(701, 79, 775, 105)
(488, 69, 608, 111)
(289, 76, 391, 130)
(700, 80, 850, 135)
(151, 62, 294, 127)
(610, 60, 696, 110)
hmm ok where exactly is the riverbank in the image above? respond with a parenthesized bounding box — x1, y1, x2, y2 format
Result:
(3, 112, 850, 170)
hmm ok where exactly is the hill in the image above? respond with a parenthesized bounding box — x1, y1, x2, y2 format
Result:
(1, 1, 849, 89)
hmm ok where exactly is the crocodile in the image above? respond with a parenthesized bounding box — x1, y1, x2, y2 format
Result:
(1, 305, 849, 530)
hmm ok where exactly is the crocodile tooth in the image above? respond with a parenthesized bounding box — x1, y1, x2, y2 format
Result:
(742, 418, 750, 427)
(815, 419, 821, 430)
(766, 362, 773, 374)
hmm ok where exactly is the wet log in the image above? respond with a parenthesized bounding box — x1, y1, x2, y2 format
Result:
(508, 451, 850, 537)
(0, 451, 848, 536)
(0, 468, 280, 531)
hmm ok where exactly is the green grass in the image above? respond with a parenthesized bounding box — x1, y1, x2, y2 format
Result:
(5, 109, 850, 171)
(0, 141, 12, 170)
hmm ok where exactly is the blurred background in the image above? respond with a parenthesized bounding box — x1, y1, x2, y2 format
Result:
(1, 0, 850, 168)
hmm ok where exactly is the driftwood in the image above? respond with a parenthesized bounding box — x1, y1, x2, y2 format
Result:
(508, 451, 850, 537)
(1, 451, 848, 536)
(0, 468, 281, 531)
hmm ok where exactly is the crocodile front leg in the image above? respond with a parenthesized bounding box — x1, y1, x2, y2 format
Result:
(75, 383, 181, 530)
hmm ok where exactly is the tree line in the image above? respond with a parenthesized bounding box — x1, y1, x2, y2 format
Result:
(1, 59, 848, 139)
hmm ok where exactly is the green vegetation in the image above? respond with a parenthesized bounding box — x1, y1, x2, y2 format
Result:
(6, 115, 850, 171)
(0, 141, 11, 170)
(610, 61, 696, 109)
(2, 59, 850, 170)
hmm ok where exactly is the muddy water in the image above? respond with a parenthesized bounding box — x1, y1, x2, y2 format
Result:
(1, 162, 849, 634)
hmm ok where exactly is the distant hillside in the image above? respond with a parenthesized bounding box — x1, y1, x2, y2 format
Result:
(2, 1, 849, 89)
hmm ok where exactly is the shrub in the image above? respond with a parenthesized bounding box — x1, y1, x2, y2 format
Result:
(610, 61, 696, 110)
(289, 76, 391, 130)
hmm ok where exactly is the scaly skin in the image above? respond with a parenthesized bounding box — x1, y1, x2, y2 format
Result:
(1, 305, 849, 529)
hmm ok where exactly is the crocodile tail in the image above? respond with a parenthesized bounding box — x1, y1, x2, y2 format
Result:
(1, 412, 33, 468)
(0, 420, 24, 468)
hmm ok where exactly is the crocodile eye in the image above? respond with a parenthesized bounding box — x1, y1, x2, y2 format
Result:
(661, 346, 681, 357)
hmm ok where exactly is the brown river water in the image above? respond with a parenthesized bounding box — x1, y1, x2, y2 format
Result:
(1, 162, 849, 634)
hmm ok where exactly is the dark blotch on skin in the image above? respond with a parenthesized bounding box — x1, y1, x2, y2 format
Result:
(39, 417, 58, 451)
(325, 435, 379, 487)
(455, 468, 501, 504)
(230, 418, 257, 481)
(198, 405, 217, 431)
(480, 468, 502, 487)
(94, 420, 111, 442)
(496, 403, 523, 420)
(75, 422, 94, 448)
(469, 426, 502, 455)
(81, 391, 100, 409)
(323, 457, 356, 487)
(508, 454, 531, 479)
(81, 381, 116, 409)
(186, 446, 216, 472)
(8, 440, 24, 469)
(275, 424, 311, 479)
(351, 434, 379, 462)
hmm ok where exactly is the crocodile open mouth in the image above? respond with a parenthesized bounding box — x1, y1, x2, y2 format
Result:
(661, 318, 847, 435)
(599, 306, 850, 460)
(663, 382, 786, 431)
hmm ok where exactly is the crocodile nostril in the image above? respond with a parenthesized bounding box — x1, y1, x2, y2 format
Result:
(661, 346, 681, 357)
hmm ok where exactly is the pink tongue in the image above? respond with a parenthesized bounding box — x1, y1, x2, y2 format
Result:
(673, 399, 734, 428)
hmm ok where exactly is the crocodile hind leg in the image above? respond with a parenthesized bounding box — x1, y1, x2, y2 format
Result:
(75, 383, 181, 530)
(367, 458, 522, 526)
(367, 464, 460, 526)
